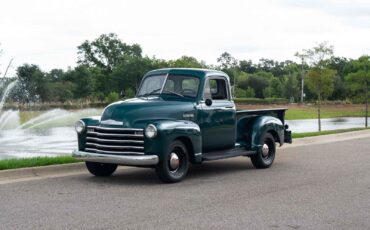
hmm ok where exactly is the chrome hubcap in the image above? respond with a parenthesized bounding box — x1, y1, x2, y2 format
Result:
(169, 152, 180, 170)
(262, 144, 269, 157)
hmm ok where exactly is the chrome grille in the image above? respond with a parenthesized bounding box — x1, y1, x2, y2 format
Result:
(85, 126, 144, 155)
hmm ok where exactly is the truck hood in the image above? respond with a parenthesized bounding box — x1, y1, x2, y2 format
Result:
(100, 97, 196, 128)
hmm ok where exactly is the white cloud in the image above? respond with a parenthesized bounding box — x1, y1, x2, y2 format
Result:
(0, 0, 369, 77)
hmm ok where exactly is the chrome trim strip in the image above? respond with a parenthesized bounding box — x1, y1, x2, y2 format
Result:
(87, 131, 143, 138)
(85, 148, 144, 155)
(73, 150, 158, 166)
(88, 126, 143, 132)
(86, 137, 144, 144)
(85, 143, 144, 150)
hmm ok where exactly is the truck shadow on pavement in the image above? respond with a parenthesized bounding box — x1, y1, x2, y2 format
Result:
(76, 157, 257, 186)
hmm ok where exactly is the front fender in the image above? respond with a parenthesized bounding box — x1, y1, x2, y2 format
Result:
(250, 116, 284, 151)
(144, 120, 202, 163)
(78, 116, 101, 150)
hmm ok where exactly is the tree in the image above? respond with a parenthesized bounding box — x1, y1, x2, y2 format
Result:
(247, 72, 271, 98)
(63, 66, 94, 99)
(77, 33, 142, 73)
(46, 69, 65, 82)
(270, 78, 283, 98)
(217, 52, 238, 97)
(345, 55, 370, 127)
(304, 42, 336, 131)
(283, 73, 299, 101)
(217, 52, 237, 70)
(328, 57, 351, 100)
(239, 60, 257, 73)
(12, 64, 48, 103)
(258, 58, 289, 77)
(48, 81, 75, 102)
(168, 56, 207, 68)
(330, 75, 346, 100)
(110, 56, 155, 93)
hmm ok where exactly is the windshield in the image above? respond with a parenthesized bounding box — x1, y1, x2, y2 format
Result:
(137, 74, 200, 98)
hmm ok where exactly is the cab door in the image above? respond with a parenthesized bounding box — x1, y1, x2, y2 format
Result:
(199, 76, 236, 152)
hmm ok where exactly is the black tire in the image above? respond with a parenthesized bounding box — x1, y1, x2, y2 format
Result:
(251, 132, 276, 169)
(85, 161, 118, 177)
(155, 140, 189, 183)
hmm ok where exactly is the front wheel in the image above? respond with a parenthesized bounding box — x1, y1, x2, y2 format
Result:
(155, 140, 189, 183)
(251, 133, 276, 169)
(85, 161, 118, 177)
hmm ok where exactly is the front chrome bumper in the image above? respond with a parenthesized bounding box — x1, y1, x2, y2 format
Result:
(72, 150, 159, 166)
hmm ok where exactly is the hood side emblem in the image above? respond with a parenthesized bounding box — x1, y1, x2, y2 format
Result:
(100, 119, 124, 126)
(183, 112, 194, 120)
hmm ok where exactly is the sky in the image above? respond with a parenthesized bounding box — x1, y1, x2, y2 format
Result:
(0, 0, 369, 77)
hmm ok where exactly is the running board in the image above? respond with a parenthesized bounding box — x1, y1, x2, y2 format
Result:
(202, 148, 256, 161)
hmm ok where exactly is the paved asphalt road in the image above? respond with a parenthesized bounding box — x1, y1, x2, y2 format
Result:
(1, 137, 370, 230)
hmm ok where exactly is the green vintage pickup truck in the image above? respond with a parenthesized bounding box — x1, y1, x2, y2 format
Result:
(73, 68, 292, 183)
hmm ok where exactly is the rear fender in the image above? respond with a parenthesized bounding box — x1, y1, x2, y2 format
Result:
(241, 116, 284, 151)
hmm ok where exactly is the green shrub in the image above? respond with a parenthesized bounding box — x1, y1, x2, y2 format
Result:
(125, 88, 135, 98)
(245, 87, 255, 98)
(105, 92, 120, 103)
(235, 87, 246, 98)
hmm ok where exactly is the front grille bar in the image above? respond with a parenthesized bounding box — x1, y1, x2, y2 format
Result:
(85, 148, 145, 155)
(87, 131, 143, 138)
(86, 137, 144, 144)
(86, 143, 144, 150)
(88, 126, 143, 132)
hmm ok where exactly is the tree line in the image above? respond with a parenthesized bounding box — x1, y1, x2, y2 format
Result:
(1, 33, 369, 107)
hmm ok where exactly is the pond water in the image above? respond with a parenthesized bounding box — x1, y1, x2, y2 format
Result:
(0, 109, 367, 159)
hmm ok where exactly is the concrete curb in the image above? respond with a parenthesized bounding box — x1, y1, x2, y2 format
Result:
(0, 162, 85, 184)
(1, 129, 369, 184)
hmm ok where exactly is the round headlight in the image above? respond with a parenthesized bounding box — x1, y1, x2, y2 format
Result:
(145, 124, 157, 138)
(75, 120, 86, 134)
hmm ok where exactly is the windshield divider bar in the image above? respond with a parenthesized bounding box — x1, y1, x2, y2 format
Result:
(160, 73, 169, 94)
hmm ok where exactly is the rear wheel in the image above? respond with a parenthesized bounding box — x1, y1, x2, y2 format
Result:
(155, 140, 189, 183)
(251, 132, 276, 169)
(85, 162, 118, 177)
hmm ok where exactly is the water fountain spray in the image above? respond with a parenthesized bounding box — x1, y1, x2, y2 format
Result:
(0, 80, 18, 111)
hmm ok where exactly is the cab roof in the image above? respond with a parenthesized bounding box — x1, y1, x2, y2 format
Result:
(144, 68, 228, 79)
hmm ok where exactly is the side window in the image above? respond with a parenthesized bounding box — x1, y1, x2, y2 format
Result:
(204, 78, 229, 100)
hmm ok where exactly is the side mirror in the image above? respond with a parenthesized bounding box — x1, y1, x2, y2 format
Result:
(205, 98, 212, 106)
(120, 90, 125, 98)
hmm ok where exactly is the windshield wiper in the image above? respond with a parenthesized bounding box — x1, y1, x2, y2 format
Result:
(138, 88, 162, 97)
(162, 89, 184, 98)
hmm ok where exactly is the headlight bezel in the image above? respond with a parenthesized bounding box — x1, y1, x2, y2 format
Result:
(145, 124, 157, 138)
(75, 120, 86, 134)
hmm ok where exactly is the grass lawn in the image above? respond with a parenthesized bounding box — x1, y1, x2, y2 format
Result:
(0, 156, 80, 170)
(236, 103, 367, 120)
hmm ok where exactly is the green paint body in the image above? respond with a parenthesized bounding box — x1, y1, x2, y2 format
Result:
(77, 68, 290, 164)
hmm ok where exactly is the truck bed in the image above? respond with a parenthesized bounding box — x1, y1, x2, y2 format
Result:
(236, 108, 288, 124)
